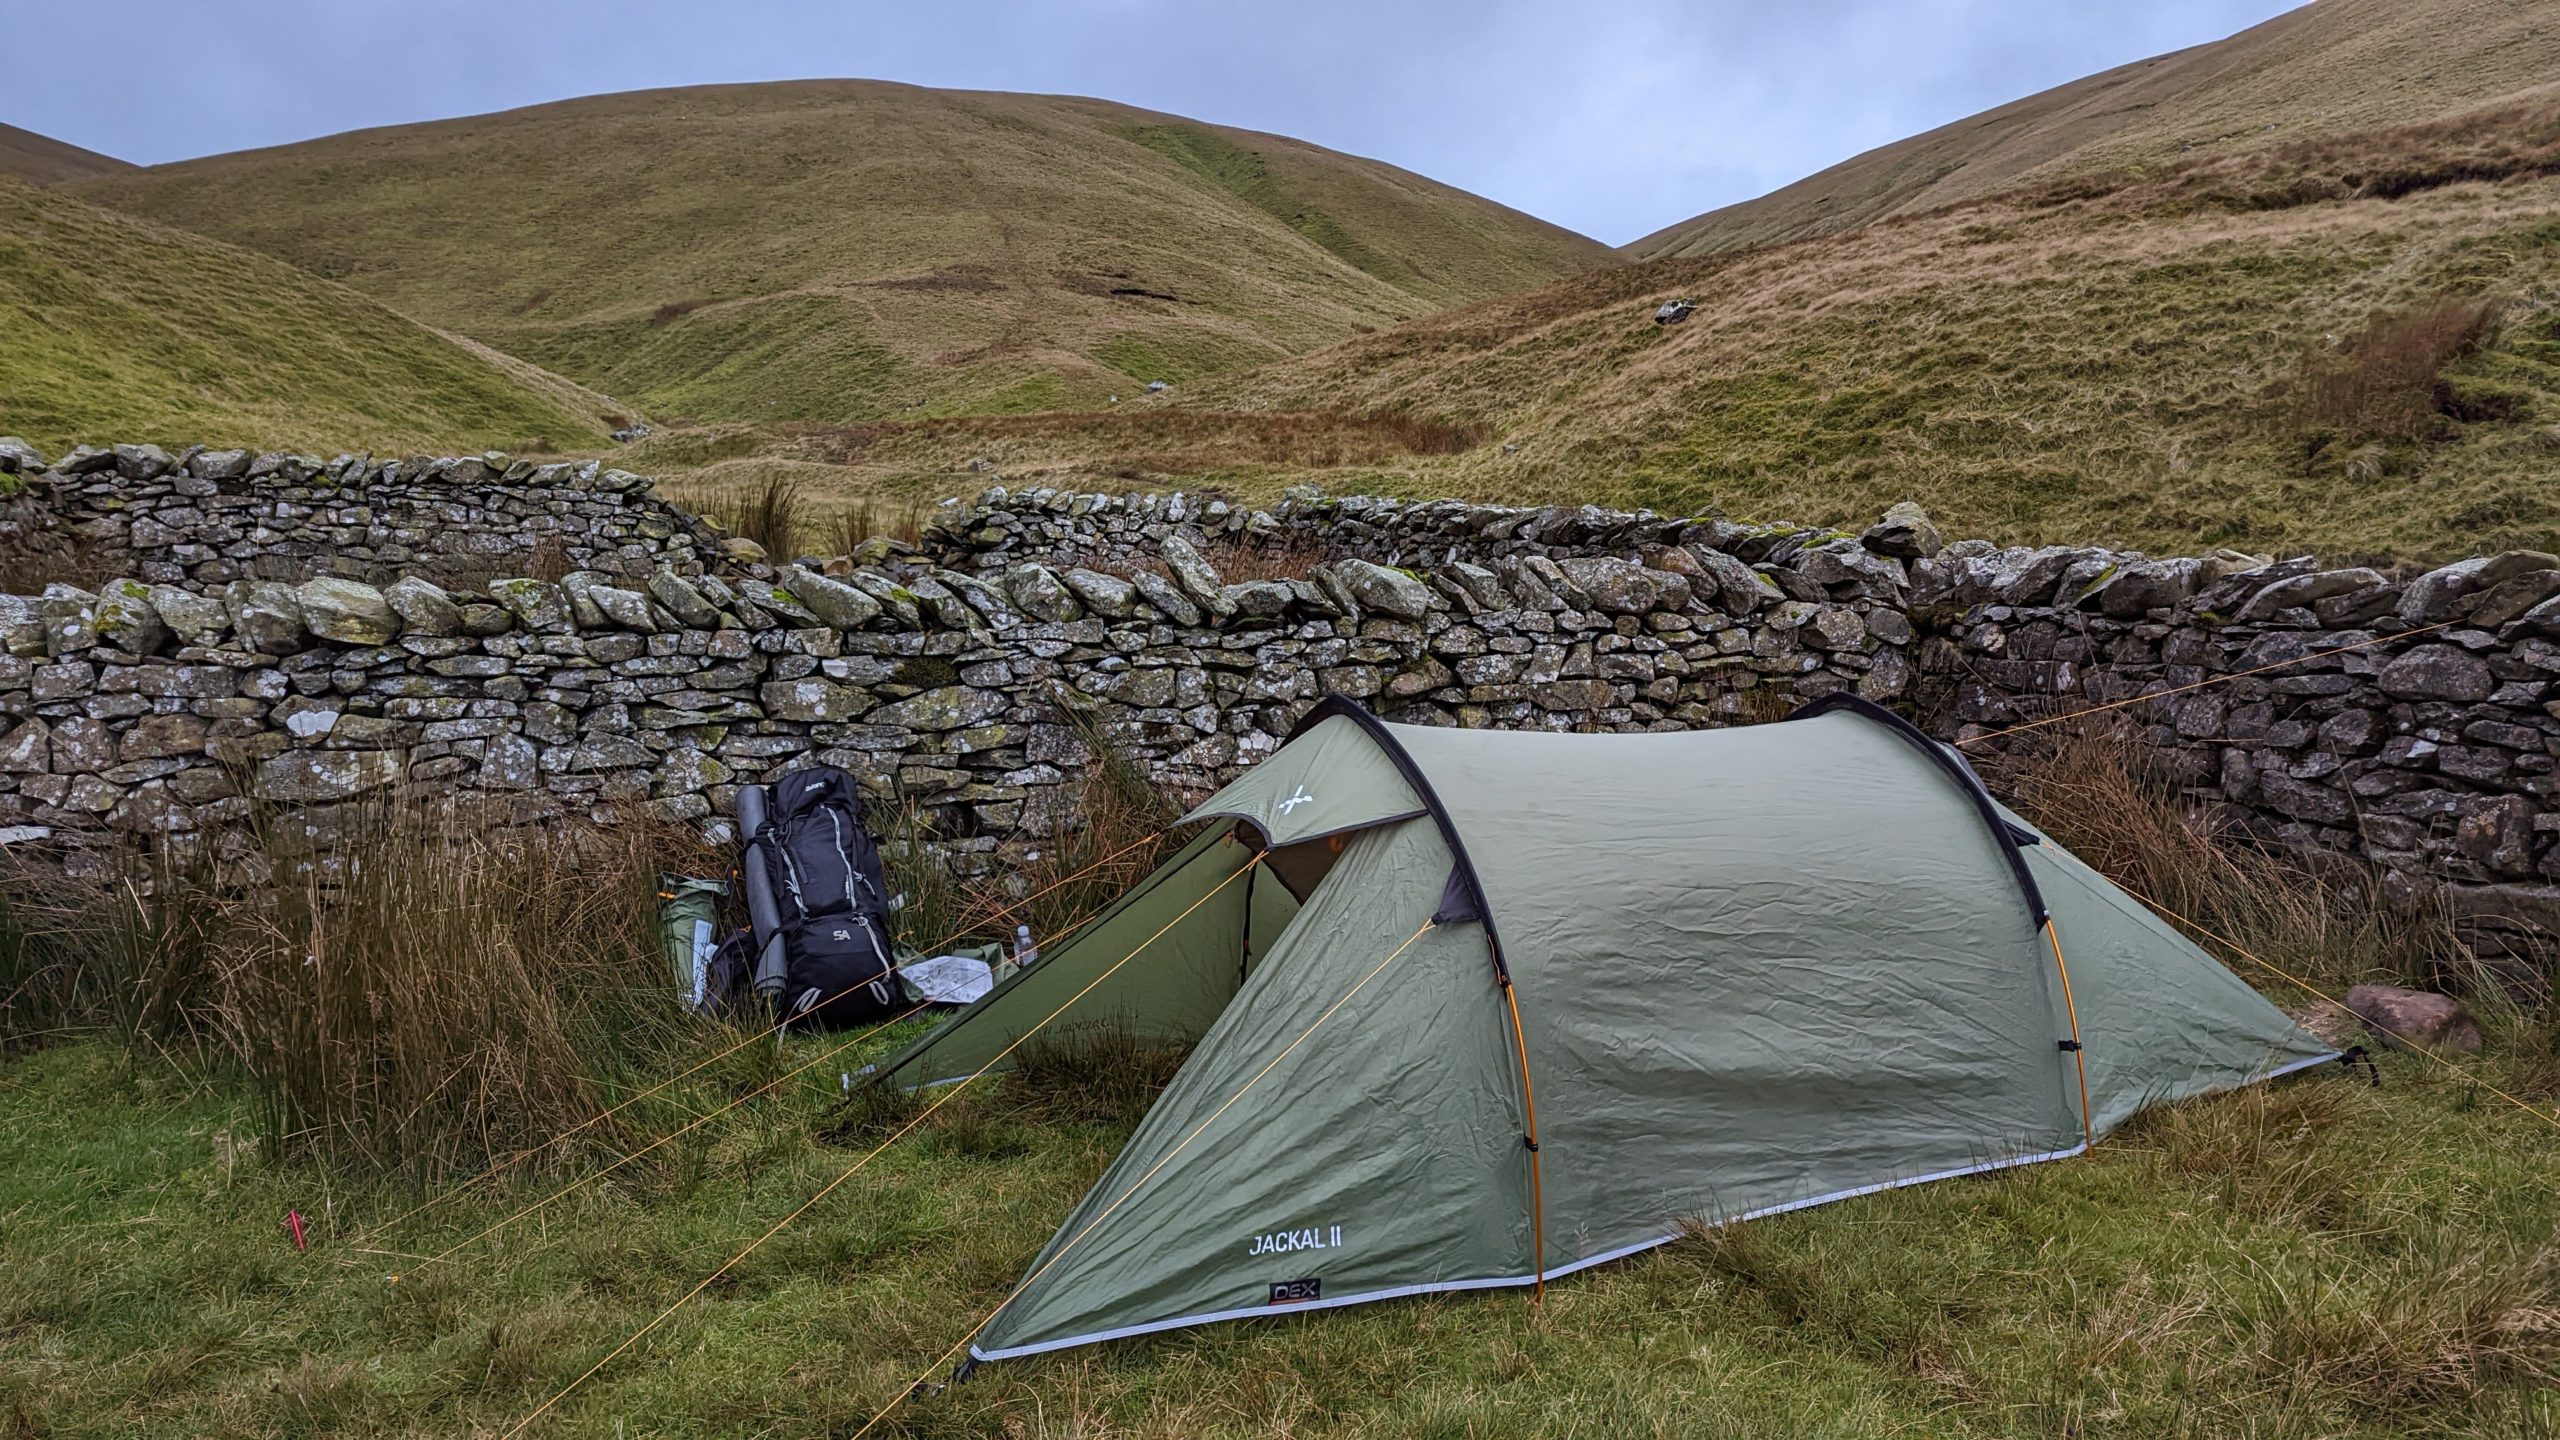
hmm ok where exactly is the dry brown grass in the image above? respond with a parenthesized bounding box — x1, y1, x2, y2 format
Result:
(702, 471, 800, 563)
(1637, 0, 2559, 256)
(7, 803, 722, 1179)
(2296, 297, 2505, 443)
(1195, 532, 1335, 584)
(829, 496, 925, 557)
(784, 408, 1486, 472)
(1985, 725, 2456, 994)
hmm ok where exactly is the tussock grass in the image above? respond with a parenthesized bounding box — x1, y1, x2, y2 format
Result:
(1984, 726, 2456, 994)
(2297, 297, 2506, 444)
(700, 471, 801, 563)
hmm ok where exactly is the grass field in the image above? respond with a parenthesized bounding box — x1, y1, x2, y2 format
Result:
(72, 81, 1613, 429)
(0, 178, 618, 456)
(5, 738, 2558, 1439)
(6, 1018, 2556, 1439)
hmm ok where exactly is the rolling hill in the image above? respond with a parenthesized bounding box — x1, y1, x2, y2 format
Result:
(0, 122, 130, 186)
(1635, 0, 2560, 258)
(74, 81, 1615, 426)
(1179, 93, 2560, 562)
(0, 176, 619, 454)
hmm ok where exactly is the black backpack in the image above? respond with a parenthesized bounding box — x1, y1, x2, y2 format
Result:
(756, 766, 901, 1027)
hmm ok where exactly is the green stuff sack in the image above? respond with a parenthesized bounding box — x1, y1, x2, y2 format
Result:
(657, 874, 731, 1007)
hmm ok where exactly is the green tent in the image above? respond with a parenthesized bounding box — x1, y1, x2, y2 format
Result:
(872, 695, 2335, 1363)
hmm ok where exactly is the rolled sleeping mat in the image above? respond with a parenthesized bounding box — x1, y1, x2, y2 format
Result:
(734, 781, 789, 997)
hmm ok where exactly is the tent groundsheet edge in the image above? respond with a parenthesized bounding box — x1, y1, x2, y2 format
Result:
(968, 1134, 2102, 1362)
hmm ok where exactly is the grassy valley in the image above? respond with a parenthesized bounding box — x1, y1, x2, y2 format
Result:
(0, 177, 619, 455)
(73, 81, 1613, 427)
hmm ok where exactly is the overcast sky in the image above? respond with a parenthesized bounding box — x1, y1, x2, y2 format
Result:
(5, 0, 2303, 244)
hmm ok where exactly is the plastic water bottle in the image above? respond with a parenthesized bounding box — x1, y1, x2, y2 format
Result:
(1015, 924, 1039, 969)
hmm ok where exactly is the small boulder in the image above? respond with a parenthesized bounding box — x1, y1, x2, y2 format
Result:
(2345, 983, 2482, 1054)
(1220, 580, 1294, 619)
(1061, 568, 1136, 620)
(1328, 559, 1435, 620)
(147, 584, 230, 646)
(0, 437, 45, 473)
(2377, 644, 2495, 703)
(297, 578, 400, 645)
(2090, 557, 2207, 618)
(646, 570, 722, 629)
(93, 578, 171, 656)
(0, 595, 41, 657)
(111, 442, 175, 481)
(2398, 551, 2559, 624)
(1860, 501, 1942, 560)
(382, 576, 466, 638)
(782, 566, 883, 631)
(586, 584, 657, 632)
(52, 445, 116, 475)
(2235, 567, 2387, 623)
(1689, 546, 1776, 615)
(488, 577, 572, 634)
(1158, 537, 1233, 620)
(1008, 564, 1083, 623)
(220, 579, 304, 653)
(2466, 569, 2560, 629)
(188, 448, 252, 481)
(1130, 569, 1202, 626)
(39, 583, 97, 655)
(1554, 556, 1692, 614)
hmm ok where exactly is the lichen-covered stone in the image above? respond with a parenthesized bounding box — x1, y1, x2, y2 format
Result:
(1130, 570, 1201, 626)
(1861, 501, 1941, 560)
(1160, 535, 1231, 617)
(1061, 568, 1135, 619)
(383, 576, 465, 638)
(1329, 559, 1434, 620)
(1008, 564, 1083, 623)
(488, 578, 571, 634)
(147, 584, 229, 646)
(297, 578, 400, 645)
(1554, 557, 1691, 614)
(253, 749, 403, 802)
(2378, 644, 2495, 702)
(93, 579, 170, 656)
(223, 581, 306, 655)
(648, 570, 722, 629)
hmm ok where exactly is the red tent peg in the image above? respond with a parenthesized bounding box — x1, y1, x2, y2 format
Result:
(283, 1210, 307, 1251)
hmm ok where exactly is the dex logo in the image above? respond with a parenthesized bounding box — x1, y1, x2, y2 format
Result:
(1277, 785, 1314, 817)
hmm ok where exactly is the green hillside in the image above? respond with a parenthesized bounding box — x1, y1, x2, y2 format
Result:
(1177, 101, 2560, 561)
(0, 177, 617, 454)
(1635, 0, 2560, 257)
(0, 122, 130, 186)
(75, 81, 1615, 427)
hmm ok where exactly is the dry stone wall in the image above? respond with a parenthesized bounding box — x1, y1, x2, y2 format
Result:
(0, 438, 725, 588)
(1, 438, 2556, 936)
